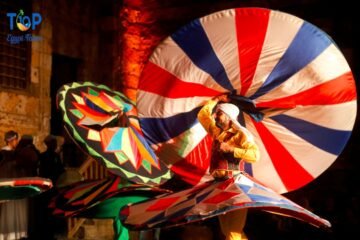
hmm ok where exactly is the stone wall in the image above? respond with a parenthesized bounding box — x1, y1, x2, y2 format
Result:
(0, 0, 119, 151)
(0, 0, 52, 151)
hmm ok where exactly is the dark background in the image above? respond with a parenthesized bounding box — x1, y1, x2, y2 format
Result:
(1, 0, 358, 239)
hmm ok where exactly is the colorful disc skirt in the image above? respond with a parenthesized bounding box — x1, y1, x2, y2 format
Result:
(136, 8, 357, 193)
(0, 177, 52, 201)
(120, 173, 330, 229)
(57, 82, 172, 185)
(50, 176, 169, 217)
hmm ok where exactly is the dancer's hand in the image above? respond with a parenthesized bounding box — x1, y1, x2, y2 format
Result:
(219, 142, 234, 153)
(214, 94, 230, 103)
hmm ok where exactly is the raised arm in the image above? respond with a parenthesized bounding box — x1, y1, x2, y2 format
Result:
(197, 99, 218, 135)
(197, 95, 229, 137)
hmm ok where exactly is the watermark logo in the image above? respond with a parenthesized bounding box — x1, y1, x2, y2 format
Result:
(7, 9, 42, 31)
(6, 9, 43, 44)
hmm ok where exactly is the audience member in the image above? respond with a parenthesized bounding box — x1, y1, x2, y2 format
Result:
(0, 130, 28, 240)
(38, 135, 64, 183)
(14, 135, 40, 177)
(31, 135, 65, 240)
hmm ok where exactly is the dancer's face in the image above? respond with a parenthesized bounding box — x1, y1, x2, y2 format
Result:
(215, 111, 231, 130)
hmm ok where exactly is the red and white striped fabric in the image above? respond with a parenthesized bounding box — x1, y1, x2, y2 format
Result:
(136, 8, 357, 193)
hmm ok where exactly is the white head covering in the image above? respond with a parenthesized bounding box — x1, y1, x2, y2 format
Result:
(217, 103, 241, 127)
(217, 103, 255, 142)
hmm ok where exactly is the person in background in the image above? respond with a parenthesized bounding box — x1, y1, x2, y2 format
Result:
(0, 130, 20, 176)
(31, 135, 65, 240)
(13, 135, 40, 240)
(14, 135, 40, 177)
(197, 95, 260, 240)
(0, 130, 29, 240)
(0, 130, 19, 151)
(38, 135, 64, 183)
(0, 131, 19, 169)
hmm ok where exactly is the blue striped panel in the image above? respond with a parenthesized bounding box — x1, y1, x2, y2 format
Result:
(271, 114, 351, 155)
(140, 107, 201, 145)
(247, 193, 290, 204)
(250, 22, 332, 100)
(171, 19, 234, 91)
(244, 163, 253, 176)
(238, 184, 251, 193)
